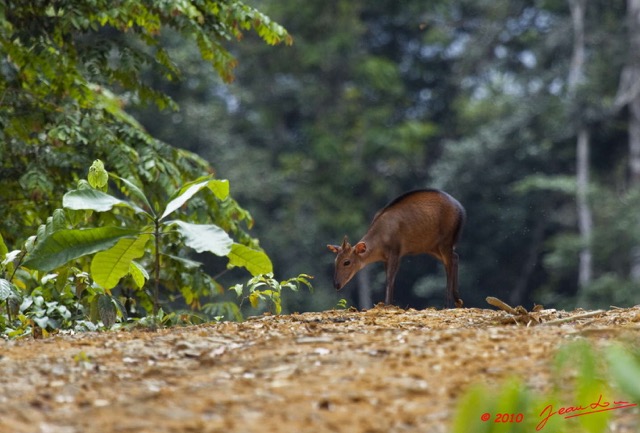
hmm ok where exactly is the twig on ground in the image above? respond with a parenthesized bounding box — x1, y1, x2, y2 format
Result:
(486, 297, 517, 314)
(541, 310, 606, 326)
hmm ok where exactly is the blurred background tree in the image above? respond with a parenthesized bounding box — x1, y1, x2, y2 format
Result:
(3, 0, 640, 317)
(140, 0, 640, 311)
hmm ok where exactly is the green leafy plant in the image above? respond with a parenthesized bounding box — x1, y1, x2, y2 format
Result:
(0, 236, 22, 324)
(15, 160, 272, 328)
(0, 242, 104, 338)
(335, 298, 349, 310)
(0, 1, 301, 334)
(231, 273, 313, 314)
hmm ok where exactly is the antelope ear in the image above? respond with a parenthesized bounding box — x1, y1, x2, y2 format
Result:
(327, 244, 341, 254)
(354, 241, 367, 254)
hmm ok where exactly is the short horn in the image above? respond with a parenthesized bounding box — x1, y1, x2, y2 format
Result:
(341, 235, 350, 249)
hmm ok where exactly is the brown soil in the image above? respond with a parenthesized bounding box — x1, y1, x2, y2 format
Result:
(1, 305, 639, 433)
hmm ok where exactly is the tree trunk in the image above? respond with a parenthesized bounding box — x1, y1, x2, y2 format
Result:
(576, 129, 593, 288)
(356, 266, 373, 309)
(567, 0, 585, 90)
(568, 0, 593, 290)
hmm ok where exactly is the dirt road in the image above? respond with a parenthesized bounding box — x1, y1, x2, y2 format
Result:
(1, 305, 639, 433)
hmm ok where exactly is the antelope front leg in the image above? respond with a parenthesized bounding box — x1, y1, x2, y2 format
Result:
(451, 251, 463, 308)
(384, 254, 400, 305)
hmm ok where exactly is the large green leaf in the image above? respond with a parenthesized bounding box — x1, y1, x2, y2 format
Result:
(129, 261, 149, 288)
(168, 220, 232, 255)
(63, 188, 142, 213)
(22, 227, 140, 272)
(228, 243, 273, 276)
(0, 279, 13, 301)
(207, 179, 230, 200)
(160, 178, 230, 220)
(110, 173, 155, 217)
(91, 234, 151, 289)
(0, 232, 8, 258)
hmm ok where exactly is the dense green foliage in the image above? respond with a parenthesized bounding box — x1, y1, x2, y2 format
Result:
(0, 0, 290, 246)
(0, 157, 305, 335)
(0, 1, 296, 335)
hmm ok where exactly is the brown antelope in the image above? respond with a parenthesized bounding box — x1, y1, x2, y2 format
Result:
(327, 189, 465, 307)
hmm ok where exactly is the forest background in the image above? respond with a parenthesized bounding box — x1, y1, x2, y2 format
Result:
(2, 0, 640, 333)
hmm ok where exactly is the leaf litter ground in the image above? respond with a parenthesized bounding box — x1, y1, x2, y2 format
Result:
(1, 305, 639, 433)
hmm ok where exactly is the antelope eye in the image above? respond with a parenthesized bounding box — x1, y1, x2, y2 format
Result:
(343, 260, 351, 266)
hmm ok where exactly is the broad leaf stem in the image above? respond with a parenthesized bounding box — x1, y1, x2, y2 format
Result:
(153, 218, 161, 326)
